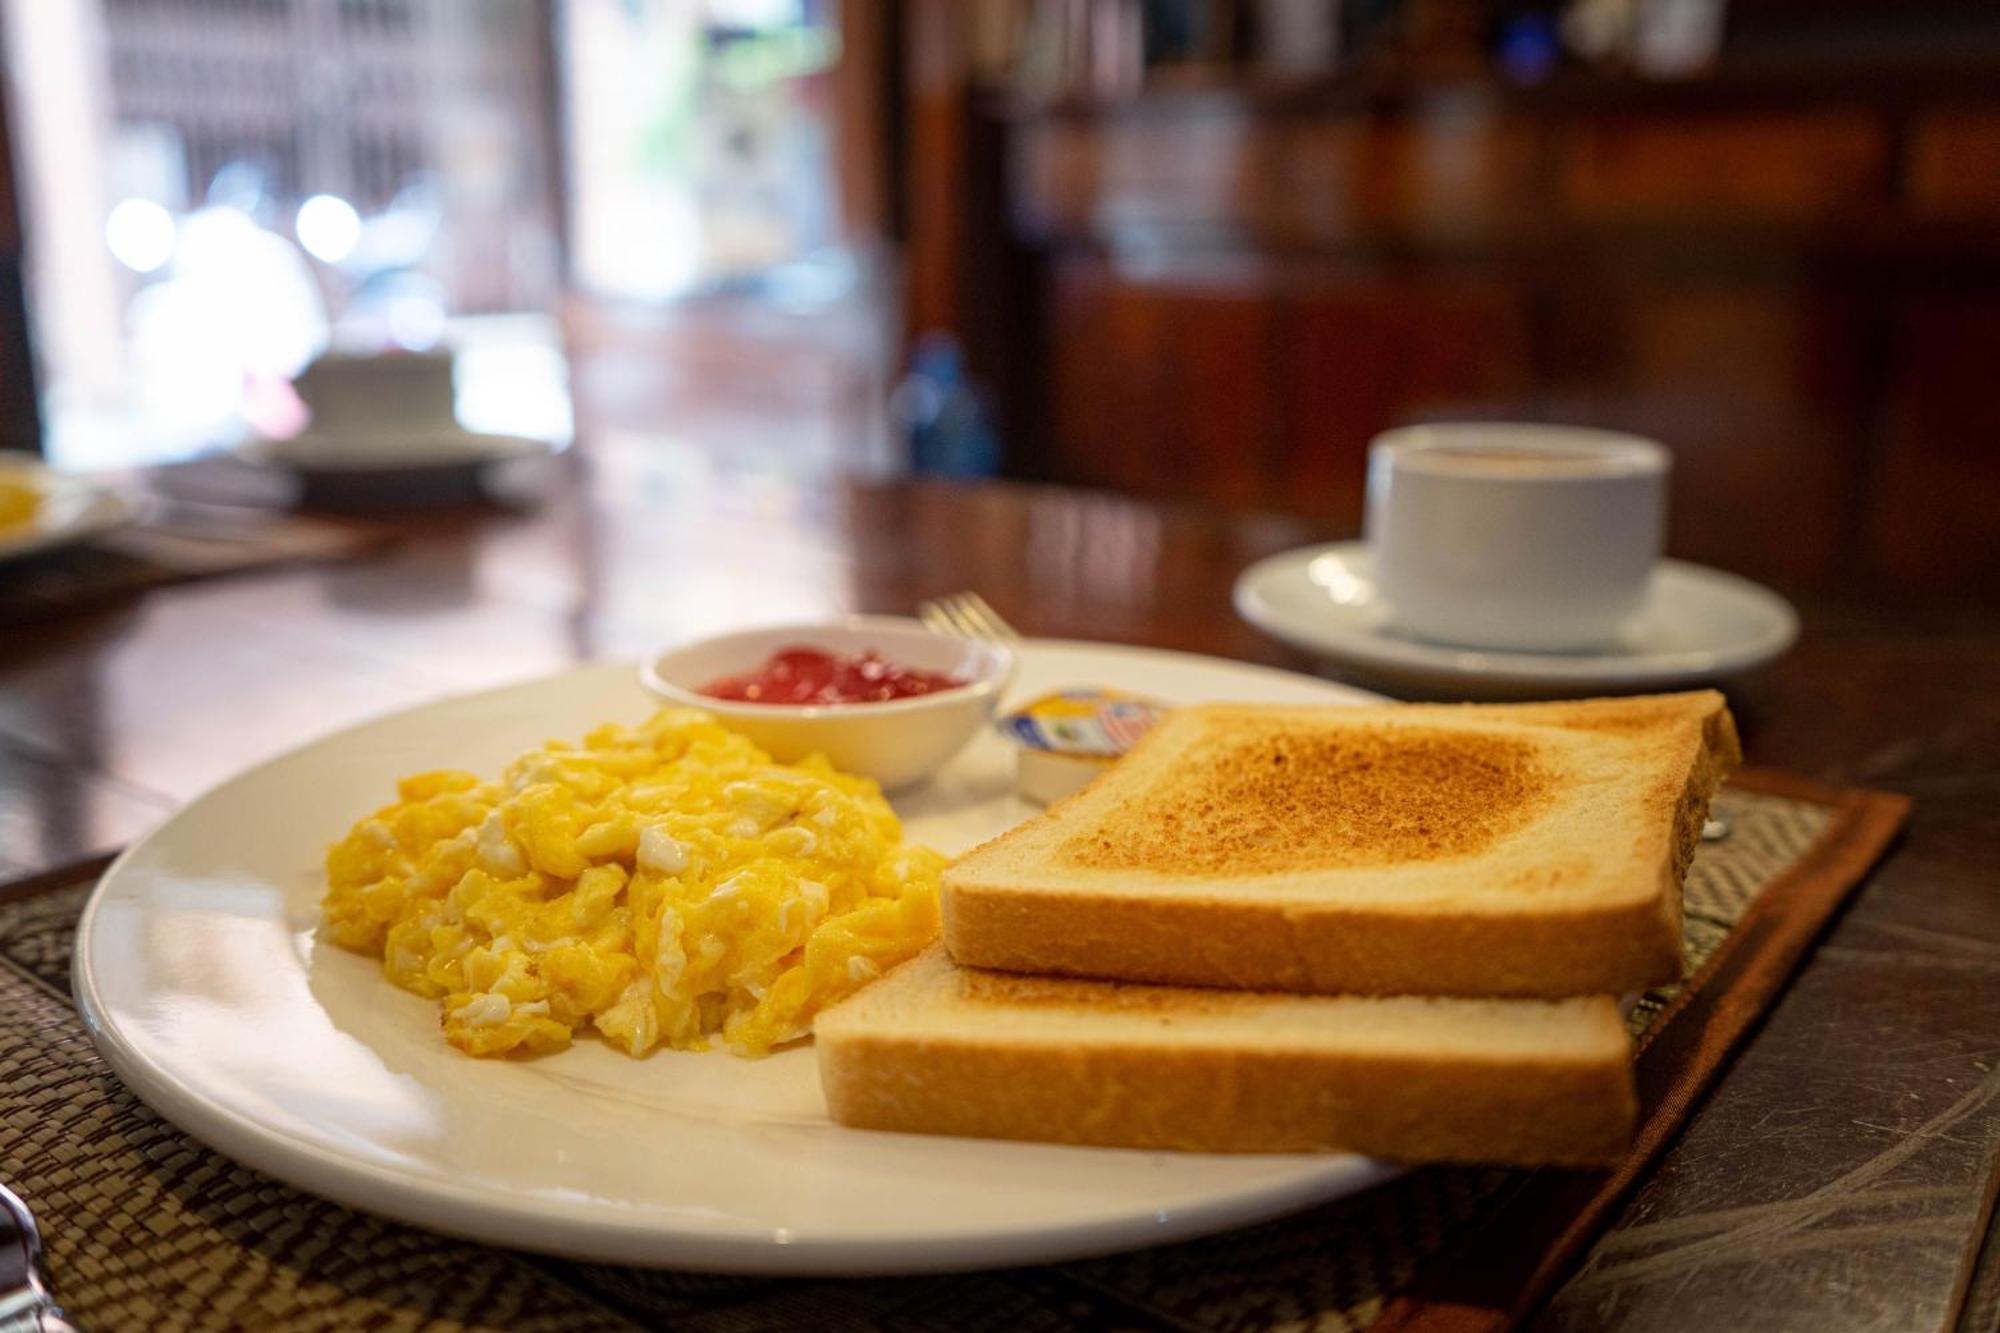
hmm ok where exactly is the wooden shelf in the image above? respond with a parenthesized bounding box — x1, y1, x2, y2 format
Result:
(987, 48, 2000, 125)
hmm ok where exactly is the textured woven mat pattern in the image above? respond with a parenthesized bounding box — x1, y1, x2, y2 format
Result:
(0, 787, 1830, 1332)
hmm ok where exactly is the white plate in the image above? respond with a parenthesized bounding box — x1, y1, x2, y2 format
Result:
(74, 642, 1395, 1275)
(0, 460, 135, 562)
(1235, 541, 1799, 697)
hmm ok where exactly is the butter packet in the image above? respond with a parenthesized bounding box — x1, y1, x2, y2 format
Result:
(997, 688, 1168, 805)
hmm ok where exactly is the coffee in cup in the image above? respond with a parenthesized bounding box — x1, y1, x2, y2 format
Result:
(1364, 424, 1670, 651)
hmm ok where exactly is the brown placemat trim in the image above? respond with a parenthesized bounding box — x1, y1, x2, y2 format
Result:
(1726, 764, 1883, 807)
(1370, 779, 1912, 1333)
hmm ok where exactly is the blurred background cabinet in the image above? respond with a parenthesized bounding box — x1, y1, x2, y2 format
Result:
(904, 0, 2000, 596)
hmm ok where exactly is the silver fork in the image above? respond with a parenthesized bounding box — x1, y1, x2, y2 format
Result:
(0, 1183, 76, 1333)
(918, 591, 1021, 642)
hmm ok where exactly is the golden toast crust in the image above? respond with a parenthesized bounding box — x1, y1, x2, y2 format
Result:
(816, 949, 1639, 1164)
(819, 1031, 1636, 1162)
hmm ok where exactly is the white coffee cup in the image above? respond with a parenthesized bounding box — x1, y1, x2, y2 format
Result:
(1364, 424, 1670, 651)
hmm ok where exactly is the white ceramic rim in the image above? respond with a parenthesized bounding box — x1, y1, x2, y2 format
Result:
(640, 615, 1017, 721)
(71, 645, 1399, 1274)
(1234, 541, 1800, 687)
(1372, 423, 1670, 479)
(68, 991, 1404, 1273)
(0, 463, 138, 560)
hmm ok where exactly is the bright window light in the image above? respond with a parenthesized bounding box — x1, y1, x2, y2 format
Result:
(105, 198, 176, 273)
(296, 193, 362, 264)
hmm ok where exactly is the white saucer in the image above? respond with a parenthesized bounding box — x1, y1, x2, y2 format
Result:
(237, 428, 561, 476)
(1235, 541, 1799, 697)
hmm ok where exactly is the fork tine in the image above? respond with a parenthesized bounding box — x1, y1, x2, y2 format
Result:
(917, 601, 959, 637)
(954, 592, 1021, 641)
(917, 598, 969, 639)
(918, 597, 978, 640)
(948, 601, 987, 638)
(941, 594, 986, 639)
(917, 592, 1021, 642)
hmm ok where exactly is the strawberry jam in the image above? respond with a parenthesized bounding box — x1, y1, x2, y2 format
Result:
(698, 647, 965, 706)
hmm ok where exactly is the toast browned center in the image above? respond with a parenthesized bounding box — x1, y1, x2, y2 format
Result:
(941, 691, 1739, 997)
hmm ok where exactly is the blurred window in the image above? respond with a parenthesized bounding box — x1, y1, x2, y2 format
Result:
(561, 0, 841, 303)
(2, 0, 563, 466)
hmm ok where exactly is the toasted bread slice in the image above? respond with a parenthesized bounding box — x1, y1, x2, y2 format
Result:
(943, 691, 1738, 997)
(817, 946, 1636, 1165)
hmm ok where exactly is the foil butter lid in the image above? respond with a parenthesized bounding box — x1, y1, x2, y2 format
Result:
(998, 688, 1169, 756)
(998, 688, 1169, 806)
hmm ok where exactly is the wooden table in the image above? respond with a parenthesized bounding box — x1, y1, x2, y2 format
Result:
(3, 440, 1996, 1331)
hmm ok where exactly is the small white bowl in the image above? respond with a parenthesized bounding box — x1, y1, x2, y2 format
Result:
(639, 616, 1016, 789)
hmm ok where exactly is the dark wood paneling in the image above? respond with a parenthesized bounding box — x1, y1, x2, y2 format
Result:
(902, 0, 972, 338)
(1048, 257, 1276, 508)
(1049, 254, 1889, 592)
(1173, 290, 1280, 509)
(0, 15, 40, 453)
(1284, 274, 1533, 531)
(834, 0, 896, 245)
(1868, 295, 2000, 590)
(1047, 256, 1159, 493)
(1558, 111, 1893, 222)
(1908, 109, 2000, 216)
(1279, 114, 1545, 241)
(1017, 108, 1546, 247)
(1537, 279, 1871, 588)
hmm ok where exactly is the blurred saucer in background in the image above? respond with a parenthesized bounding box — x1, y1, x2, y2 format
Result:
(237, 348, 567, 508)
(234, 430, 564, 510)
(236, 426, 559, 475)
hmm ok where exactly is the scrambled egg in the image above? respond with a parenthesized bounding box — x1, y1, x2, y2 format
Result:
(0, 470, 40, 533)
(321, 708, 942, 1058)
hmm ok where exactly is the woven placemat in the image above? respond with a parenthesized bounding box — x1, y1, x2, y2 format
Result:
(0, 773, 1906, 1333)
